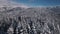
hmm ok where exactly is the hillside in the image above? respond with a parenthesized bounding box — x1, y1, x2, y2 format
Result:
(0, 6, 60, 34)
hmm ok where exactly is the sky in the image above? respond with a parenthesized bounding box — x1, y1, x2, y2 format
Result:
(11, 0, 60, 6)
(0, 0, 29, 8)
(0, 0, 60, 8)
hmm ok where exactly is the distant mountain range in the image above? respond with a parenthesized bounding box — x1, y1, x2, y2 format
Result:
(0, 6, 60, 34)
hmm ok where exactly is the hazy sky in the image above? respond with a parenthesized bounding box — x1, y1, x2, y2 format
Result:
(11, 0, 60, 6)
(0, 0, 60, 8)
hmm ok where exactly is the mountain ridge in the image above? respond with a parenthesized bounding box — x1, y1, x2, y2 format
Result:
(0, 6, 60, 34)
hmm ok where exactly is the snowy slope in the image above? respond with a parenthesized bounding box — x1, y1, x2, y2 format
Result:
(0, 6, 60, 34)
